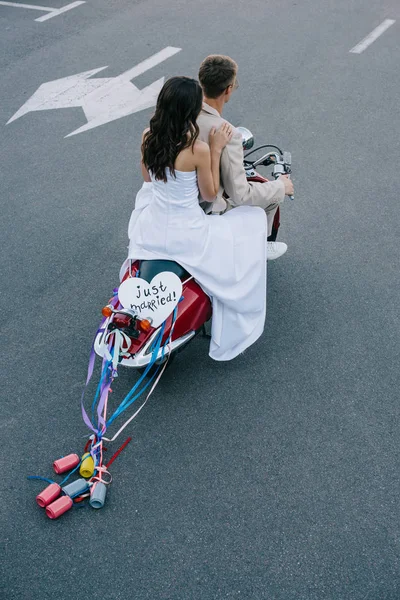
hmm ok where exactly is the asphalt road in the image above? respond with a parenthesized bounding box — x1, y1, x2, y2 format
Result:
(1, 1, 400, 598)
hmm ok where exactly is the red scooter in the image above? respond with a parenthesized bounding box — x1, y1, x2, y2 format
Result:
(94, 128, 293, 371)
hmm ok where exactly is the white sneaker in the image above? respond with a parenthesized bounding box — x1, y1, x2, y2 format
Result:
(267, 241, 288, 260)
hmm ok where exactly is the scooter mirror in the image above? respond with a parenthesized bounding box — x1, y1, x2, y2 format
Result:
(236, 126, 254, 150)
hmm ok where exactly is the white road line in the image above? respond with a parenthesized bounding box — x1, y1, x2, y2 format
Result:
(350, 19, 396, 54)
(0, 0, 85, 21)
(0, 1, 53, 11)
(35, 1, 85, 21)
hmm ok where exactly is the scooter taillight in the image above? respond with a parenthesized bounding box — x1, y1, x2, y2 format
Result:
(111, 314, 133, 328)
(112, 314, 153, 334)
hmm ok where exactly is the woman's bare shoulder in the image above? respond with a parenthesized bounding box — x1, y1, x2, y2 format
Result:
(193, 139, 210, 158)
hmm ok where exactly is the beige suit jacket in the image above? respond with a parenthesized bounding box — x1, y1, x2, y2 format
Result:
(197, 102, 285, 214)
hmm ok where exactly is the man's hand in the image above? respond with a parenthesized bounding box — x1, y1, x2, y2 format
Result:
(281, 175, 294, 197)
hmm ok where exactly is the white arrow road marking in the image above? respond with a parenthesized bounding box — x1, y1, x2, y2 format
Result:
(6, 47, 182, 137)
(0, 1, 85, 21)
(69, 77, 165, 137)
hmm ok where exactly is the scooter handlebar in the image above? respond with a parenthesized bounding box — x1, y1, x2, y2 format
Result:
(273, 163, 294, 200)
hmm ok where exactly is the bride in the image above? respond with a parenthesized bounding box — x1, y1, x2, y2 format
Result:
(126, 76, 268, 361)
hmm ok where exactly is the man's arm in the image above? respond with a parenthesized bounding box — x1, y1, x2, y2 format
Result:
(220, 131, 285, 208)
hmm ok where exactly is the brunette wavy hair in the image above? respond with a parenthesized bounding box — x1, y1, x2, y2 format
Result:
(142, 76, 203, 182)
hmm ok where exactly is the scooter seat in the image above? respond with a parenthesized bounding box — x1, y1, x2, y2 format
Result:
(139, 259, 189, 283)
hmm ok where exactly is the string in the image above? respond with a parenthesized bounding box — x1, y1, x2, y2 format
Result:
(27, 475, 54, 485)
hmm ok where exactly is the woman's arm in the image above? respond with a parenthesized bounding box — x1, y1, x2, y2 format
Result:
(196, 123, 233, 202)
(141, 128, 151, 182)
(196, 142, 220, 202)
(141, 161, 151, 182)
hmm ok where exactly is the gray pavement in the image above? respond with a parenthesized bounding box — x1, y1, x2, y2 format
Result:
(1, 1, 400, 598)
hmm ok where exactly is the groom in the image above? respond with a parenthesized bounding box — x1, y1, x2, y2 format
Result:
(197, 54, 294, 260)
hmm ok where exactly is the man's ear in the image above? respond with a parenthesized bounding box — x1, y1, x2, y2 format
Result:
(224, 86, 233, 103)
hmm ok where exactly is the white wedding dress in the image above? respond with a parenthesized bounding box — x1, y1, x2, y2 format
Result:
(123, 170, 268, 361)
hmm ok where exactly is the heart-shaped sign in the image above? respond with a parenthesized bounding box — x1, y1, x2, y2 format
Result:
(118, 272, 183, 328)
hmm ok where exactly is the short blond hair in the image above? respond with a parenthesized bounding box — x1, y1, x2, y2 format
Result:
(198, 55, 238, 98)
